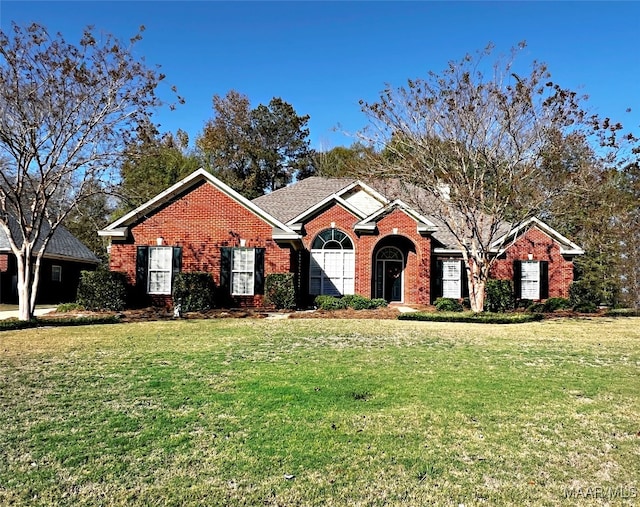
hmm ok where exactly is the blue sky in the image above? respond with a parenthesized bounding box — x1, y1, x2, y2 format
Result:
(1, 1, 638, 150)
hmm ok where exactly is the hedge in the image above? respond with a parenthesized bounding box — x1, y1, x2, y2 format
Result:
(0, 315, 122, 332)
(314, 294, 388, 311)
(76, 270, 128, 311)
(172, 272, 216, 313)
(398, 311, 544, 324)
(434, 297, 463, 312)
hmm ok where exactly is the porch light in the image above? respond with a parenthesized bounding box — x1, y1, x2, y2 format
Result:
(528, 253, 534, 260)
(240, 239, 247, 247)
(156, 237, 164, 246)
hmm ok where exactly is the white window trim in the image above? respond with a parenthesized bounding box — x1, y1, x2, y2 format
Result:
(521, 261, 540, 300)
(148, 246, 173, 295)
(310, 249, 355, 296)
(232, 248, 256, 296)
(442, 259, 462, 299)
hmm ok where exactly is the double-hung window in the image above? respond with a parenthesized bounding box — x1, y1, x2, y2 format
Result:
(232, 248, 255, 296)
(148, 246, 173, 294)
(442, 260, 462, 299)
(220, 247, 265, 297)
(515, 260, 548, 300)
(520, 261, 540, 300)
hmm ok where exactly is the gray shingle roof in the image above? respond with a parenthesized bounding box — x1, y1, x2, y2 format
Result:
(0, 217, 100, 264)
(253, 177, 357, 224)
(253, 177, 466, 248)
(253, 177, 518, 251)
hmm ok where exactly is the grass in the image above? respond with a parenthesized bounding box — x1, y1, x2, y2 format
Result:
(1, 317, 639, 506)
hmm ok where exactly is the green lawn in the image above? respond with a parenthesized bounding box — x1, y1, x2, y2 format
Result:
(1, 318, 638, 506)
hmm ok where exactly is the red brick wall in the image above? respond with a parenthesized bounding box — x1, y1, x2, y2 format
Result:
(301, 203, 432, 305)
(0, 254, 8, 272)
(490, 226, 575, 298)
(109, 181, 292, 307)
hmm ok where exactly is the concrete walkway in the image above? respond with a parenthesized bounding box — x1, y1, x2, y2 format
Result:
(0, 308, 57, 320)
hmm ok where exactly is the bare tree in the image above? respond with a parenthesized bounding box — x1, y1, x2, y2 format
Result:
(0, 23, 180, 320)
(358, 42, 623, 312)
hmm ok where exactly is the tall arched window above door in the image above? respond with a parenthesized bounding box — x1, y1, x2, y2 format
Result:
(310, 228, 355, 296)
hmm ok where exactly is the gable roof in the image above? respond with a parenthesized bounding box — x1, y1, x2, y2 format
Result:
(252, 177, 356, 224)
(100, 168, 299, 240)
(0, 217, 100, 264)
(491, 216, 585, 256)
(253, 177, 583, 256)
(354, 199, 438, 234)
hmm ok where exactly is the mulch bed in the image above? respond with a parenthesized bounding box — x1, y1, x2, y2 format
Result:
(41, 306, 407, 323)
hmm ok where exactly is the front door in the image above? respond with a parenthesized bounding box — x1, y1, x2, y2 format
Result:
(375, 247, 404, 303)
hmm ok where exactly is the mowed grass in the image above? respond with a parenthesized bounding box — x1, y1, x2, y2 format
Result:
(1, 318, 639, 506)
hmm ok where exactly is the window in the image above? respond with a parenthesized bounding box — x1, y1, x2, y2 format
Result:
(310, 229, 355, 296)
(220, 247, 265, 297)
(232, 248, 255, 295)
(520, 261, 540, 300)
(51, 265, 62, 282)
(442, 260, 461, 299)
(148, 246, 173, 294)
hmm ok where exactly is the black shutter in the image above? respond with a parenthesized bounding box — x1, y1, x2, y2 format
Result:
(254, 248, 265, 295)
(171, 247, 182, 291)
(540, 261, 549, 299)
(136, 246, 148, 293)
(433, 259, 443, 301)
(461, 260, 469, 298)
(513, 260, 522, 299)
(220, 247, 232, 293)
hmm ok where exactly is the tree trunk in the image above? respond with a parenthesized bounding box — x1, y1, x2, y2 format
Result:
(468, 278, 486, 313)
(15, 248, 34, 321)
(465, 256, 487, 313)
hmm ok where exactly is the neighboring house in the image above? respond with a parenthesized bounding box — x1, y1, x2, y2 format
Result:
(0, 220, 101, 304)
(100, 168, 584, 308)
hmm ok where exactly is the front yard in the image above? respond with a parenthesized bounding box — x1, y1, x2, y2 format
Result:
(1, 318, 638, 506)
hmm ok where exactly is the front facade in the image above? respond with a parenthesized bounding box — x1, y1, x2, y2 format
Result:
(100, 169, 584, 308)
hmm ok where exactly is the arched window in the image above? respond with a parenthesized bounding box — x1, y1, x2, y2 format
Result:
(310, 228, 355, 296)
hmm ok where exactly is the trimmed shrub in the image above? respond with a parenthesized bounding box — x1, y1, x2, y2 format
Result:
(542, 297, 572, 312)
(517, 299, 535, 310)
(484, 280, 515, 313)
(370, 298, 389, 309)
(573, 302, 599, 313)
(265, 273, 297, 310)
(76, 269, 128, 311)
(341, 294, 373, 310)
(56, 302, 84, 313)
(605, 308, 640, 317)
(569, 280, 601, 310)
(314, 294, 388, 311)
(399, 311, 544, 324)
(314, 295, 348, 310)
(0, 315, 121, 332)
(172, 272, 216, 313)
(527, 302, 546, 314)
(434, 297, 463, 312)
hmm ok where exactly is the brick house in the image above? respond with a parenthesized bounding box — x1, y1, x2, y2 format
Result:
(100, 168, 584, 308)
(0, 220, 100, 304)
